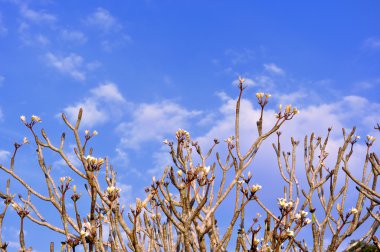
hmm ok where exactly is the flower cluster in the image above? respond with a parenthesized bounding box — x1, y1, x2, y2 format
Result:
(12, 202, 29, 218)
(197, 166, 211, 177)
(175, 129, 190, 142)
(276, 104, 299, 119)
(284, 228, 294, 237)
(20, 114, 42, 128)
(366, 135, 376, 145)
(70, 185, 81, 202)
(256, 92, 271, 107)
(59, 176, 72, 194)
(240, 178, 262, 199)
(84, 129, 98, 140)
(85, 155, 104, 171)
(105, 186, 121, 201)
(224, 136, 235, 149)
(278, 198, 294, 211)
(350, 207, 358, 215)
(80, 221, 95, 238)
(295, 210, 311, 226)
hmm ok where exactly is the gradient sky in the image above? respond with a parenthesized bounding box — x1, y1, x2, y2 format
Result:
(0, 0, 380, 251)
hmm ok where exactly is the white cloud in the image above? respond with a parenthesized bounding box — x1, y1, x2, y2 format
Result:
(63, 83, 126, 127)
(276, 90, 308, 105)
(90, 82, 125, 102)
(196, 92, 378, 175)
(363, 37, 380, 50)
(148, 146, 172, 175)
(20, 5, 56, 24)
(64, 99, 108, 127)
(53, 144, 82, 169)
(264, 63, 285, 75)
(117, 101, 201, 149)
(60, 29, 87, 44)
(45, 52, 86, 81)
(0, 150, 10, 162)
(224, 48, 255, 65)
(35, 33, 50, 45)
(101, 35, 132, 52)
(86, 8, 122, 33)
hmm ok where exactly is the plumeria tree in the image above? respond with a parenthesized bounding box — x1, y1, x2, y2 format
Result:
(0, 77, 378, 251)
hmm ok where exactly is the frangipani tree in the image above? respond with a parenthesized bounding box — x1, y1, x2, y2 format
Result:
(0, 77, 378, 252)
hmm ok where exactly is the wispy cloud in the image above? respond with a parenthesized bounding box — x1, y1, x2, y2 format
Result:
(0, 150, 10, 162)
(363, 37, 380, 50)
(44, 52, 86, 81)
(20, 5, 57, 24)
(17, 20, 51, 46)
(60, 29, 87, 44)
(263, 63, 285, 75)
(196, 92, 377, 188)
(90, 81, 126, 102)
(117, 101, 201, 149)
(224, 48, 255, 65)
(85, 8, 122, 33)
(63, 82, 127, 127)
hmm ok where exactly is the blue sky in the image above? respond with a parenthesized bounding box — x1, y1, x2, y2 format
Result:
(0, 0, 380, 250)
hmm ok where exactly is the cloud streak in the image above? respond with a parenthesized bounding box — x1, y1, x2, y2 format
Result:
(117, 101, 201, 149)
(20, 5, 57, 24)
(85, 8, 122, 33)
(63, 82, 127, 127)
(45, 52, 86, 81)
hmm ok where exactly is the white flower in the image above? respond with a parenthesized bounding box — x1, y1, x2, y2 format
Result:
(253, 238, 260, 246)
(256, 92, 264, 99)
(31, 115, 41, 122)
(350, 207, 358, 214)
(238, 76, 245, 84)
(23, 137, 29, 144)
(203, 166, 210, 174)
(285, 105, 292, 114)
(85, 129, 89, 135)
(285, 228, 294, 237)
(366, 135, 376, 142)
(163, 139, 169, 145)
(304, 218, 311, 225)
(92, 130, 98, 136)
(224, 136, 235, 144)
(20, 115, 26, 122)
(177, 170, 183, 177)
(251, 184, 262, 193)
(176, 129, 190, 140)
(278, 198, 293, 209)
(300, 210, 308, 217)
